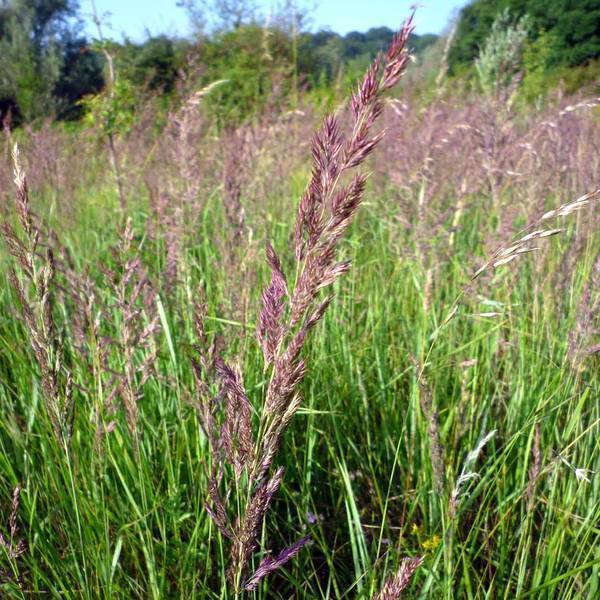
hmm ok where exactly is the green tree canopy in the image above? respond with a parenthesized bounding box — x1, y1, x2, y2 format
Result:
(0, 0, 104, 121)
(449, 0, 600, 71)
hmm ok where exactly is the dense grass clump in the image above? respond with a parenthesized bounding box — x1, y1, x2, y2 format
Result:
(0, 20, 598, 599)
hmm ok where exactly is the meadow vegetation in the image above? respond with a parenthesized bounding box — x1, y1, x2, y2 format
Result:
(0, 2, 599, 598)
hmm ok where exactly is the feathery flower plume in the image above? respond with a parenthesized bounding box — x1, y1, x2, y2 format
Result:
(99, 218, 160, 440)
(1, 144, 74, 444)
(0, 485, 27, 561)
(244, 536, 312, 591)
(372, 556, 424, 600)
(194, 12, 416, 593)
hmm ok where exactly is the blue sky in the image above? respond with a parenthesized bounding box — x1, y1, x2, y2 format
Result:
(84, 1, 468, 41)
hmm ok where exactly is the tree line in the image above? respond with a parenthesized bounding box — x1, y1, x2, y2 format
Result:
(1, 0, 598, 125)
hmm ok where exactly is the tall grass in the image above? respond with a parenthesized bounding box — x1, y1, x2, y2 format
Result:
(0, 16, 598, 598)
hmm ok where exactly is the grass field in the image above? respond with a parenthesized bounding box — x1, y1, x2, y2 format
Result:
(0, 27, 598, 598)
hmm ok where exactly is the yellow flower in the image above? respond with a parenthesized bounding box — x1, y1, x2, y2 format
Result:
(422, 534, 441, 551)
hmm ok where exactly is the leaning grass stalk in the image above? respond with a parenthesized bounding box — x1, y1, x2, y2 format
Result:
(419, 188, 600, 384)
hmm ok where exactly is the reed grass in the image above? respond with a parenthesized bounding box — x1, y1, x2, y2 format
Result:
(0, 13, 598, 598)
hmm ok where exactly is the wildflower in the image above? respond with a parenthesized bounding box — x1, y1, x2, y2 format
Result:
(421, 535, 440, 551)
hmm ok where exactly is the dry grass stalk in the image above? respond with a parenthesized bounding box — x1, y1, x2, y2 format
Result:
(1, 144, 74, 444)
(171, 87, 211, 209)
(567, 251, 599, 369)
(435, 26, 456, 96)
(416, 374, 445, 494)
(147, 80, 228, 292)
(146, 184, 182, 291)
(99, 218, 160, 440)
(193, 13, 416, 593)
(473, 189, 600, 280)
(221, 128, 248, 244)
(0, 485, 27, 562)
